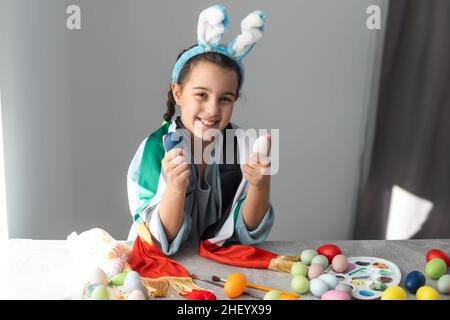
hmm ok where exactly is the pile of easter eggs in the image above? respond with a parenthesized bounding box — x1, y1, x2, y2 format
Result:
(409, 248, 449, 300)
(381, 248, 449, 300)
(289, 244, 352, 300)
(86, 268, 149, 300)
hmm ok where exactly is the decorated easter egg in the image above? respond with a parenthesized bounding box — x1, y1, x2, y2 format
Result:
(309, 278, 329, 298)
(308, 263, 325, 279)
(321, 289, 351, 300)
(263, 290, 282, 300)
(102, 257, 126, 278)
(124, 271, 144, 293)
(416, 286, 440, 300)
(91, 285, 109, 300)
(381, 286, 406, 300)
(224, 273, 247, 298)
(89, 268, 109, 286)
(331, 254, 348, 273)
(317, 244, 342, 264)
(426, 249, 450, 267)
(291, 275, 309, 294)
(437, 275, 450, 294)
(105, 241, 131, 260)
(404, 271, 426, 294)
(110, 272, 127, 286)
(425, 258, 447, 280)
(311, 255, 329, 269)
(291, 262, 308, 277)
(318, 274, 339, 289)
(300, 249, 318, 266)
(128, 290, 146, 300)
(335, 283, 353, 296)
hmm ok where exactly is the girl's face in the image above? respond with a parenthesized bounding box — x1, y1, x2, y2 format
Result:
(172, 61, 239, 141)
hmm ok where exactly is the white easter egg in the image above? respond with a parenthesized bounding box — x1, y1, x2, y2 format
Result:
(252, 135, 270, 156)
(128, 290, 146, 300)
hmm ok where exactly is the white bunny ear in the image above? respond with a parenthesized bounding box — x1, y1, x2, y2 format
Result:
(197, 5, 229, 48)
(227, 10, 266, 60)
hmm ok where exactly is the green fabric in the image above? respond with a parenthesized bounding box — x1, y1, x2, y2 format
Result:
(233, 196, 246, 224)
(134, 122, 170, 222)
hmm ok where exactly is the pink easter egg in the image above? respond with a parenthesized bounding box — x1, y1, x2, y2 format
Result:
(332, 254, 348, 273)
(321, 289, 351, 300)
(308, 263, 325, 279)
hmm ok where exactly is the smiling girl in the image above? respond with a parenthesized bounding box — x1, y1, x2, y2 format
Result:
(127, 5, 274, 256)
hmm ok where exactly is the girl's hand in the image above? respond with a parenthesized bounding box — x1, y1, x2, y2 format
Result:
(244, 133, 272, 189)
(162, 148, 190, 191)
(243, 153, 271, 188)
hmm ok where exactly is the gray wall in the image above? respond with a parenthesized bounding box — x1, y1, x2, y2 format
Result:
(0, 0, 388, 240)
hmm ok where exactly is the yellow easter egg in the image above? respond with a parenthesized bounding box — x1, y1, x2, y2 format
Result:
(416, 286, 440, 300)
(381, 286, 407, 300)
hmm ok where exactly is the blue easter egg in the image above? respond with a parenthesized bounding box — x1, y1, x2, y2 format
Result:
(164, 132, 183, 151)
(404, 271, 426, 293)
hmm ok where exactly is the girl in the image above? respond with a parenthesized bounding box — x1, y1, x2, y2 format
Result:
(127, 5, 274, 256)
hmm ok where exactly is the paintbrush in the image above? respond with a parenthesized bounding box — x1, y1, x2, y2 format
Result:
(212, 275, 300, 298)
(190, 274, 262, 299)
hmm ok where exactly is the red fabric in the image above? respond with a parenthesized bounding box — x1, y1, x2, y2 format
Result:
(127, 235, 190, 278)
(128, 236, 279, 280)
(199, 240, 277, 269)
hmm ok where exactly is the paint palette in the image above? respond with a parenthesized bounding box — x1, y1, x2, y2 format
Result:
(327, 256, 401, 300)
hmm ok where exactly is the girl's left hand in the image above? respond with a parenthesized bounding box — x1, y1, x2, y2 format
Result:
(243, 152, 271, 189)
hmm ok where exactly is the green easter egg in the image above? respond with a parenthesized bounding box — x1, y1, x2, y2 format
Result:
(111, 272, 127, 286)
(311, 255, 329, 269)
(300, 249, 318, 266)
(263, 290, 282, 300)
(425, 258, 447, 280)
(437, 274, 450, 294)
(91, 285, 109, 300)
(291, 275, 309, 294)
(291, 262, 308, 277)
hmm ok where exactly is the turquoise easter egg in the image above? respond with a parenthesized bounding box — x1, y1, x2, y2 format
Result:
(437, 274, 450, 294)
(309, 278, 329, 298)
(311, 255, 329, 269)
(300, 249, 318, 266)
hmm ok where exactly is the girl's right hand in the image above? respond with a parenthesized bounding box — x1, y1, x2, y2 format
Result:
(161, 148, 190, 190)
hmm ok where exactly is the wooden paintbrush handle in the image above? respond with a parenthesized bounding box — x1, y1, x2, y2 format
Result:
(246, 283, 300, 297)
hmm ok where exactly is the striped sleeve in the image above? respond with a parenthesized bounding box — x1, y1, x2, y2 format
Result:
(127, 137, 151, 222)
(127, 123, 169, 219)
(233, 200, 274, 245)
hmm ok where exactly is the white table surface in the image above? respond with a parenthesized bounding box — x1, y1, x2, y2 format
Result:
(1, 238, 449, 300)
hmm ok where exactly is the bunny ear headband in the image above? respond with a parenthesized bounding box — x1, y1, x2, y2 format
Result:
(171, 4, 266, 90)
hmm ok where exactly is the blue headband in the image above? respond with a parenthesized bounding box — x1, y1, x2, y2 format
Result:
(171, 4, 266, 91)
